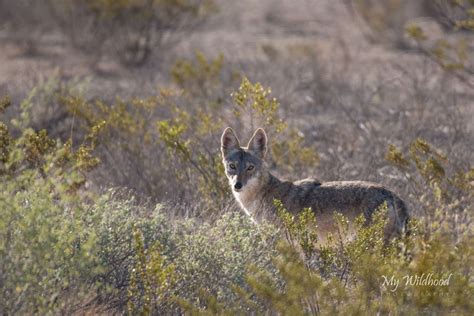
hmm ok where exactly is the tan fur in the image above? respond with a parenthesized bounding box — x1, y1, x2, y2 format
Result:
(221, 127, 410, 239)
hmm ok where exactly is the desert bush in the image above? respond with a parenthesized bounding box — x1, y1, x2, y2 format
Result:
(125, 223, 175, 315)
(2, 89, 278, 309)
(89, 196, 279, 314)
(49, 0, 216, 66)
(385, 138, 473, 242)
(349, 0, 473, 44)
(245, 228, 473, 315)
(85, 194, 175, 311)
(385, 138, 473, 201)
(2, 63, 473, 315)
(55, 53, 318, 208)
(156, 68, 318, 205)
(349, 0, 420, 44)
(171, 211, 278, 311)
(405, 2, 474, 88)
(0, 92, 102, 313)
(1, 90, 282, 314)
(288, 33, 473, 221)
(172, 109, 472, 314)
(274, 200, 319, 261)
(189, 201, 473, 315)
(349, 0, 474, 87)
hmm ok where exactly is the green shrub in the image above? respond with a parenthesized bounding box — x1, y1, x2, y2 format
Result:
(58, 53, 318, 208)
(1, 53, 472, 315)
(274, 200, 319, 261)
(191, 204, 473, 315)
(127, 226, 175, 315)
(405, 1, 474, 83)
(0, 180, 102, 314)
(0, 89, 103, 313)
(0, 90, 280, 313)
(85, 194, 174, 310)
(89, 200, 279, 314)
(156, 72, 319, 206)
(171, 211, 278, 311)
(386, 138, 473, 238)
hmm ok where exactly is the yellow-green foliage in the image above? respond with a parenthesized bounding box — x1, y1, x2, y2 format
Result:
(0, 95, 103, 313)
(0, 91, 278, 313)
(1, 89, 100, 195)
(0, 122, 10, 163)
(451, 0, 474, 30)
(386, 139, 472, 248)
(171, 211, 278, 312)
(354, 0, 474, 79)
(231, 77, 286, 132)
(59, 52, 318, 206)
(2, 59, 473, 314)
(171, 52, 317, 169)
(191, 203, 473, 315)
(171, 51, 230, 102)
(405, 0, 474, 76)
(184, 141, 472, 315)
(405, 23, 428, 41)
(386, 138, 472, 210)
(275, 199, 318, 260)
(230, 77, 319, 173)
(127, 227, 175, 315)
(156, 73, 319, 204)
(0, 95, 10, 113)
(1, 89, 279, 314)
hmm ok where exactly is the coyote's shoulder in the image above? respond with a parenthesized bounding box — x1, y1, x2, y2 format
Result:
(221, 127, 410, 238)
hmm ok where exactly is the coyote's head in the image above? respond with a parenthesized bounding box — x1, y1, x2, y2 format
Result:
(221, 127, 267, 193)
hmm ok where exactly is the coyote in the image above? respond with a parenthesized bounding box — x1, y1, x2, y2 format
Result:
(221, 127, 409, 239)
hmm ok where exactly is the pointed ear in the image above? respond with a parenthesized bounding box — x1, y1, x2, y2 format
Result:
(247, 128, 267, 159)
(221, 127, 241, 157)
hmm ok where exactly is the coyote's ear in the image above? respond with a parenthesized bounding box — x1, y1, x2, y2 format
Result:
(247, 128, 267, 159)
(221, 127, 241, 157)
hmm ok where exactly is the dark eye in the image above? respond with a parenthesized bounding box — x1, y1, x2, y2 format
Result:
(229, 163, 236, 169)
(247, 165, 254, 171)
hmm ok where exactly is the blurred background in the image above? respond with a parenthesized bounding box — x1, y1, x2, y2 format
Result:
(1, 1, 473, 314)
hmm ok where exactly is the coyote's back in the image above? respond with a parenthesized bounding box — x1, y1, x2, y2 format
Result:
(220, 127, 410, 239)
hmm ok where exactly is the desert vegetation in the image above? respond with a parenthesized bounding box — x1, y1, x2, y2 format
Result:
(0, 0, 473, 314)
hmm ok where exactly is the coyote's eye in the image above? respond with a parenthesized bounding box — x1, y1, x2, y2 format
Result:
(229, 163, 236, 169)
(247, 165, 254, 171)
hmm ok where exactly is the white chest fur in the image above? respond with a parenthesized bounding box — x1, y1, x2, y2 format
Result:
(232, 177, 261, 221)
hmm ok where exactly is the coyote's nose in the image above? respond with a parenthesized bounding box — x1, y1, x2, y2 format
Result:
(234, 182, 242, 190)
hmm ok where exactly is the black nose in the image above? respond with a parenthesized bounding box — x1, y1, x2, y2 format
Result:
(234, 182, 242, 190)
